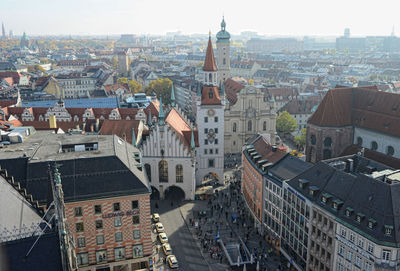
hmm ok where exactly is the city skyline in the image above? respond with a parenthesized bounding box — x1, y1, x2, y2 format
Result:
(1, 0, 399, 37)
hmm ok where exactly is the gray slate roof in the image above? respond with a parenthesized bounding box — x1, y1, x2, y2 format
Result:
(287, 156, 400, 247)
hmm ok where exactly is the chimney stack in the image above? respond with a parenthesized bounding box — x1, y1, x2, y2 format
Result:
(49, 115, 57, 129)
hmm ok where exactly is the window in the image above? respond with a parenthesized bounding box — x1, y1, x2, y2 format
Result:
(233, 123, 237, 132)
(338, 245, 344, 256)
(223, 58, 226, 65)
(263, 121, 267, 131)
(323, 149, 332, 159)
(346, 250, 353, 261)
(145, 164, 151, 182)
(214, 116, 218, 122)
(115, 232, 123, 242)
(133, 229, 141, 240)
(74, 207, 83, 217)
(204, 149, 207, 154)
(77, 252, 89, 266)
(76, 222, 84, 233)
(204, 139, 208, 145)
(95, 220, 103, 230)
(204, 128, 208, 134)
(132, 215, 140, 224)
(113, 202, 121, 212)
(210, 149, 213, 154)
(208, 159, 215, 168)
(357, 238, 364, 248)
(176, 164, 183, 183)
(96, 235, 104, 245)
(204, 117, 208, 123)
(340, 227, 347, 238)
(385, 225, 393, 236)
(132, 244, 143, 258)
(367, 242, 374, 254)
(387, 146, 395, 156)
(159, 160, 168, 182)
(349, 232, 355, 243)
(132, 200, 139, 209)
(248, 120, 252, 131)
(215, 148, 219, 154)
(215, 139, 218, 144)
(310, 134, 316, 145)
(355, 256, 362, 267)
(382, 249, 391, 261)
(356, 136, 363, 146)
(96, 250, 107, 263)
(365, 262, 372, 271)
(114, 247, 126, 261)
(215, 128, 218, 134)
(371, 141, 378, 151)
(77, 237, 85, 248)
(208, 89, 213, 99)
(114, 217, 122, 227)
(94, 205, 102, 214)
(324, 137, 332, 147)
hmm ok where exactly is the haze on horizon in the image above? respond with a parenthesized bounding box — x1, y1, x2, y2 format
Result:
(1, 0, 399, 37)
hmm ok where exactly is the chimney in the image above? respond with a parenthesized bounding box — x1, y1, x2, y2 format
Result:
(49, 115, 57, 129)
(95, 118, 100, 132)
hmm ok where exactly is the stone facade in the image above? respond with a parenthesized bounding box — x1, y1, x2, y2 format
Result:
(224, 86, 276, 154)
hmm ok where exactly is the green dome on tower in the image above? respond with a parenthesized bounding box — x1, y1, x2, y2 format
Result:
(216, 17, 230, 42)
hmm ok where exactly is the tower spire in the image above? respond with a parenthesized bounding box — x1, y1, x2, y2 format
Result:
(170, 83, 175, 107)
(203, 36, 218, 72)
(158, 96, 165, 125)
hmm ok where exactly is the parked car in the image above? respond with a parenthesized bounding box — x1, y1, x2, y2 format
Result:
(152, 213, 160, 223)
(155, 222, 164, 233)
(162, 243, 172, 255)
(167, 255, 179, 269)
(158, 232, 168, 244)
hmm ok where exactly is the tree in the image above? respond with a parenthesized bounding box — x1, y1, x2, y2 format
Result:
(144, 78, 173, 104)
(276, 111, 297, 134)
(129, 80, 142, 94)
(295, 128, 306, 149)
(117, 77, 128, 84)
(111, 56, 118, 69)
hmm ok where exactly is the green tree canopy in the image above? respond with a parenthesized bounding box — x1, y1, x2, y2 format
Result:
(276, 111, 297, 134)
(144, 78, 173, 104)
(294, 128, 306, 148)
(129, 80, 142, 94)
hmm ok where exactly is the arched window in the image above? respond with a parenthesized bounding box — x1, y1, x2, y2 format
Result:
(248, 120, 252, 131)
(324, 137, 332, 147)
(145, 164, 151, 182)
(209, 73, 212, 82)
(233, 123, 237, 133)
(356, 137, 363, 146)
(159, 160, 168, 183)
(310, 134, 316, 145)
(323, 149, 332, 160)
(176, 164, 183, 183)
(209, 89, 213, 99)
(263, 121, 267, 131)
(371, 141, 378, 151)
(387, 146, 394, 156)
(223, 58, 226, 65)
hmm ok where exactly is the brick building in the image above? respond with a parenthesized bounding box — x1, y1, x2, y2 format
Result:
(0, 131, 152, 271)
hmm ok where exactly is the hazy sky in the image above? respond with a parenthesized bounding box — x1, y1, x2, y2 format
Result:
(1, 0, 399, 37)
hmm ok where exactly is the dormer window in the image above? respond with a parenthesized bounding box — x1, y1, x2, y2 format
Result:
(384, 225, 393, 236)
(321, 193, 332, 204)
(368, 218, 376, 229)
(209, 89, 213, 99)
(299, 179, 309, 189)
(356, 213, 365, 223)
(309, 186, 319, 196)
(345, 207, 354, 217)
(332, 199, 343, 210)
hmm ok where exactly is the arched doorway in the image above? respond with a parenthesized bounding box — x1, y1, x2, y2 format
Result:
(150, 186, 160, 200)
(164, 186, 185, 201)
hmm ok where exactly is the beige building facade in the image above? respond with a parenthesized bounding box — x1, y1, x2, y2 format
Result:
(224, 85, 276, 154)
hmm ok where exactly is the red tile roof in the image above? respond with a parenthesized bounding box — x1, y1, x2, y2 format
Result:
(224, 78, 245, 106)
(201, 86, 221, 105)
(165, 108, 198, 149)
(99, 119, 141, 144)
(0, 72, 21, 85)
(0, 100, 16, 107)
(203, 37, 217, 72)
(252, 135, 287, 163)
(279, 99, 321, 115)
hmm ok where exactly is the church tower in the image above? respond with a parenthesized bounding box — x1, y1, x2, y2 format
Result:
(196, 34, 225, 185)
(216, 17, 231, 85)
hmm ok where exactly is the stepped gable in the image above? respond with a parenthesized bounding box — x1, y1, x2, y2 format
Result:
(203, 36, 217, 72)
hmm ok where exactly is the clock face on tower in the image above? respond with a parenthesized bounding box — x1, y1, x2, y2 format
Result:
(207, 109, 215, 117)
